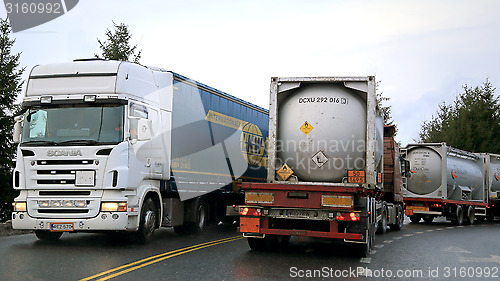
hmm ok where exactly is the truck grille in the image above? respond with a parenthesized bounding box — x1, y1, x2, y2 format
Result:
(39, 191, 91, 196)
(30, 159, 98, 188)
(38, 209, 90, 214)
(38, 179, 76, 185)
(37, 159, 95, 165)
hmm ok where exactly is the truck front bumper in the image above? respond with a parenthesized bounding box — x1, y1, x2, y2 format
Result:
(11, 211, 137, 232)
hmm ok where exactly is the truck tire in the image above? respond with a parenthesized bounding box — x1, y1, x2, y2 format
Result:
(390, 205, 404, 231)
(465, 206, 475, 225)
(136, 198, 158, 243)
(376, 207, 387, 234)
(247, 235, 289, 251)
(423, 216, 434, 224)
(452, 205, 464, 226)
(353, 230, 373, 257)
(409, 216, 421, 223)
(247, 237, 269, 251)
(35, 230, 63, 241)
(190, 199, 208, 233)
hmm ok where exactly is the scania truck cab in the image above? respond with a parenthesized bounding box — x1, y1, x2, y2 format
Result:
(11, 59, 268, 242)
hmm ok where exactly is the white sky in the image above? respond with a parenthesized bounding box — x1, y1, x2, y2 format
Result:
(2, 0, 500, 145)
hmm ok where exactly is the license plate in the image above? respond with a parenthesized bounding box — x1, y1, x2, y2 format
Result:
(50, 223, 74, 232)
(286, 210, 309, 218)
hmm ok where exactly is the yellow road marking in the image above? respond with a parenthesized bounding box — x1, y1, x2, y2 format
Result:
(80, 236, 242, 281)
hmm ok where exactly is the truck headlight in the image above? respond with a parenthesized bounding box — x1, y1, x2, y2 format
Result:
(101, 202, 127, 212)
(38, 200, 50, 208)
(13, 202, 27, 212)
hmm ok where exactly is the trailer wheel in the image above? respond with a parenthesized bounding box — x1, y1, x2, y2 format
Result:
(35, 230, 63, 241)
(136, 198, 158, 243)
(376, 206, 387, 234)
(465, 206, 475, 225)
(390, 205, 404, 231)
(247, 237, 270, 251)
(409, 216, 421, 223)
(247, 235, 289, 251)
(423, 216, 434, 224)
(354, 230, 373, 257)
(452, 205, 464, 226)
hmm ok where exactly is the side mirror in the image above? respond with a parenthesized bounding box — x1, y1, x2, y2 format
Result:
(13, 116, 23, 143)
(137, 118, 152, 141)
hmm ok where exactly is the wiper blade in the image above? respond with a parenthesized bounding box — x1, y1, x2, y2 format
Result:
(57, 140, 98, 146)
(21, 140, 58, 146)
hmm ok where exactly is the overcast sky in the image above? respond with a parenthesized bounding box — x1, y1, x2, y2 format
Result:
(2, 0, 499, 145)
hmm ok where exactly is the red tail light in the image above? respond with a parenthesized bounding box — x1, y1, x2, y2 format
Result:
(239, 207, 261, 216)
(336, 212, 360, 221)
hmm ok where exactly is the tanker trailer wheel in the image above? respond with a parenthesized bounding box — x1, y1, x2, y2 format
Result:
(353, 224, 374, 257)
(247, 236, 272, 251)
(376, 206, 387, 234)
(390, 205, 404, 231)
(423, 216, 434, 224)
(465, 206, 475, 225)
(35, 230, 63, 241)
(247, 235, 290, 251)
(137, 198, 158, 243)
(409, 215, 421, 223)
(452, 205, 464, 226)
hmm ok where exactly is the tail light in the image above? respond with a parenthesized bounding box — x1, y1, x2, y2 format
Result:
(336, 212, 360, 221)
(239, 207, 261, 216)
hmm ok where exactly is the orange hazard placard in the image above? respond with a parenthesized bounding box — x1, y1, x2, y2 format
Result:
(348, 170, 365, 183)
(240, 217, 260, 233)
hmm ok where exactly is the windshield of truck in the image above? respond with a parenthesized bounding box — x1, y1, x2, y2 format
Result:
(20, 105, 124, 146)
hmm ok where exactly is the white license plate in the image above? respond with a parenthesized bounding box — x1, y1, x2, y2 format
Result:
(50, 223, 74, 232)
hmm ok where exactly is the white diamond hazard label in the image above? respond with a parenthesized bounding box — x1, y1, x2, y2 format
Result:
(312, 151, 329, 168)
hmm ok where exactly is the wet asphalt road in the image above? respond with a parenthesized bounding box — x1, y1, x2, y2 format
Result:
(1, 218, 499, 281)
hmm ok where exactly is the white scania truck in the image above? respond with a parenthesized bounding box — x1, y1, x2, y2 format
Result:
(11, 59, 268, 242)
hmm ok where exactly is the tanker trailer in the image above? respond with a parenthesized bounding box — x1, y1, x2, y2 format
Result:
(403, 143, 488, 225)
(480, 153, 500, 220)
(234, 76, 407, 257)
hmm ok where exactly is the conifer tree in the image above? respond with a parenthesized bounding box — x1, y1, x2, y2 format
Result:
(419, 80, 500, 153)
(95, 22, 142, 63)
(0, 18, 25, 221)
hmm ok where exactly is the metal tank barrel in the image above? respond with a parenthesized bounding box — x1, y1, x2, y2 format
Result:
(405, 144, 485, 201)
(268, 77, 383, 186)
(482, 153, 500, 200)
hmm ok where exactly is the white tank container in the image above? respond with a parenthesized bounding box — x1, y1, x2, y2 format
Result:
(267, 77, 382, 187)
(482, 153, 500, 200)
(405, 143, 485, 202)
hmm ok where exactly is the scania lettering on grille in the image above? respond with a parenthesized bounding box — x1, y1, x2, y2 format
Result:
(47, 150, 82, 157)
